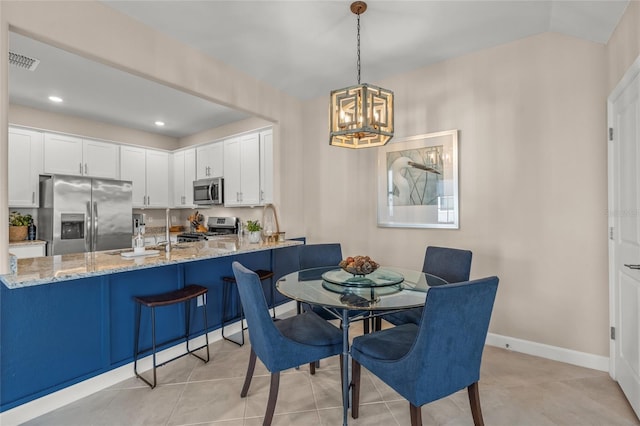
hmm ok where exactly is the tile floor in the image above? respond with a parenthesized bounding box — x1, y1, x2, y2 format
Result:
(24, 321, 639, 426)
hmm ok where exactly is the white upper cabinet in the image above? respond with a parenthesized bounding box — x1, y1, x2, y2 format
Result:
(259, 129, 274, 205)
(43, 133, 83, 175)
(171, 148, 196, 208)
(8, 127, 43, 207)
(224, 133, 260, 207)
(43, 133, 118, 179)
(83, 139, 119, 178)
(120, 146, 169, 208)
(145, 150, 169, 208)
(196, 142, 223, 179)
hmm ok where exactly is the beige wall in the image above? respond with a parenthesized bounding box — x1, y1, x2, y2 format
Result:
(607, 0, 640, 92)
(302, 32, 609, 356)
(9, 104, 179, 150)
(178, 116, 273, 148)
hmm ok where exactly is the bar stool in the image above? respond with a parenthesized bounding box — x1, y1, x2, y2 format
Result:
(133, 284, 210, 388)
(221, 269, 274, 346)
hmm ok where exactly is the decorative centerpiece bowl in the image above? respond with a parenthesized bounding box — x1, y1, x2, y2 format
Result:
(339, 255, 379, 276)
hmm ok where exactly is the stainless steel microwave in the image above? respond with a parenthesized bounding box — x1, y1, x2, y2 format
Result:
(193, 177, 223, 205)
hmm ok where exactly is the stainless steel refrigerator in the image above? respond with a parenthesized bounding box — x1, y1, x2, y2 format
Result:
(39, 174, 133, 255)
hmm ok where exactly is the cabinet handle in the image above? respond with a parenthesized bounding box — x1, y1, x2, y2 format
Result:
(84, 163, 88, 175)
(625, 264, 640, 270)
(32, 192, 35, 204)
(79, 162, 83, 174)
(147, 195, 150, 205)
(260, 190, 264, 202)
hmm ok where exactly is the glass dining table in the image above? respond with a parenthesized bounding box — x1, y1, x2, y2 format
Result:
(276, 266, 448, 426)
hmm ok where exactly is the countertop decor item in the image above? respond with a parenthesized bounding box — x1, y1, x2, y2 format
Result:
(9, 212, 31, 242)
(261, 203, 283, 243)
(246, 220, 262, 243)
(329, 1, 394, 148)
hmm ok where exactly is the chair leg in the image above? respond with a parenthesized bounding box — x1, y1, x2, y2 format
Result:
(351, 359, 361, 419)
(241, 348, 257, 397)
(264, 372, 280, 426)
(309, 361, 316, 375)
(374, 317, 382, 331)
(409, 403, 422, 426)
(468, 382, 485, 426)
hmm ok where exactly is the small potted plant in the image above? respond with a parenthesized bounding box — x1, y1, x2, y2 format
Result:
(246, 220, 262, 243)
(9, 211, 32, 242)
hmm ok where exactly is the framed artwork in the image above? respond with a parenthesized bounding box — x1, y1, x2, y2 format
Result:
(377, 130, 459, 229)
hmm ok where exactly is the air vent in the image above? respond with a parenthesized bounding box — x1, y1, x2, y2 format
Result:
(8, 51, 40, 71)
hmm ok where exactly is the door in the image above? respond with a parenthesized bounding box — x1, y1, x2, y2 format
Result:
(92, 178, 132, 252)
(8, 127, 43, 207)
(145, 150, 169, 207)
(609, 60, 640, 420)
(260, 129, 274, 205)
(83, 139, 119, 179)
(120, 145, 147, 207)
(44, 133, 83, 175)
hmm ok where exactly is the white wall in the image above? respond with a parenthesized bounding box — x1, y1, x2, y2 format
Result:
(302, 32, 609, 356)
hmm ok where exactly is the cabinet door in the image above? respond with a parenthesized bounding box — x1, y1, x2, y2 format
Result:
(83, 139, 118, 179)
(223, 137, 242, 206)
(145, 150, 169, 208)
(44, 133, 83, 175)
(8, 127, 43, 207)
(196, 142, 223, 179)
(172, 151, 186, 207)
(240, 133, 261, 205)
(259, 129, 274, 205)
(8, 244, 46, 259)
(184, 148, 196, 206)
(120, 145, 147, 207)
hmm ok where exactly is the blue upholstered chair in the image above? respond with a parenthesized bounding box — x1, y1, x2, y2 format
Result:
(232, 262, 343, 425)
(379, 246, 472, 328)
(297, 243, 343, 315)
(351, 276, 499, 426)
(298, 243, 371, 334)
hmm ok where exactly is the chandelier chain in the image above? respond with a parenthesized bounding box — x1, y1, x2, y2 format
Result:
(356, 12, 361, 85)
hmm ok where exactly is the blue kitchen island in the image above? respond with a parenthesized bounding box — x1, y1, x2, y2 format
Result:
(0, 238, 303, 414)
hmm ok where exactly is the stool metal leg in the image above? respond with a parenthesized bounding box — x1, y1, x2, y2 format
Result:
(150, 306, 157, 388)
(222, 282, 245, 346)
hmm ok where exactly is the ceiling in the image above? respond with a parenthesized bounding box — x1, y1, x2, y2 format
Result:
(8, 1, 629, 138)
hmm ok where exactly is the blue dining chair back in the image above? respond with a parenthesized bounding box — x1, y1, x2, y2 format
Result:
(379, 245, 473, 329)
(298, 243, 343, 269)
(232, 261, 343, 425)
(422, 245, 473, 284)
(351, 276, 499, 426)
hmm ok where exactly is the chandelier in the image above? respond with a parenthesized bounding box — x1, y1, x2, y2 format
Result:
(330, 1, 394, 149)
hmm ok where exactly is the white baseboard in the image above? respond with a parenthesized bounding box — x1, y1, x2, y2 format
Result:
(0, 301, 296, 426)
(486, 332, 609, 372)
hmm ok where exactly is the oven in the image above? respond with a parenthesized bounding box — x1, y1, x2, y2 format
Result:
(193, 177, 223, 205)
(177, 216, 238, 242)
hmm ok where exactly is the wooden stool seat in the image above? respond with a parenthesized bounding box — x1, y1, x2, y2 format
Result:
(134, 285, 208, 307)
(133, 284, 210, 388)
(221, 269, 275, 346)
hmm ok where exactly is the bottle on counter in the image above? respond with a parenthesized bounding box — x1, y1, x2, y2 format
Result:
(27, 221, 36, 241)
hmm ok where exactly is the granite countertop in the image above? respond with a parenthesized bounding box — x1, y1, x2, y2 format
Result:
(1, 238, 302, 289)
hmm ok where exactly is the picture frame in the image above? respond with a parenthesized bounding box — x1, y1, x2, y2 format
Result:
(377, 129, 459, 229)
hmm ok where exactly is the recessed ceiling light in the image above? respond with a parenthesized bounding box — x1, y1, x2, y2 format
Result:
(154, 121, 165, 127)
(48, 96, 63, 103)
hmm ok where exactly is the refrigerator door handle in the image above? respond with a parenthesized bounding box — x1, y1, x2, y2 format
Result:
(93, 201, 98, 252)
(86, 201, 92, 253)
